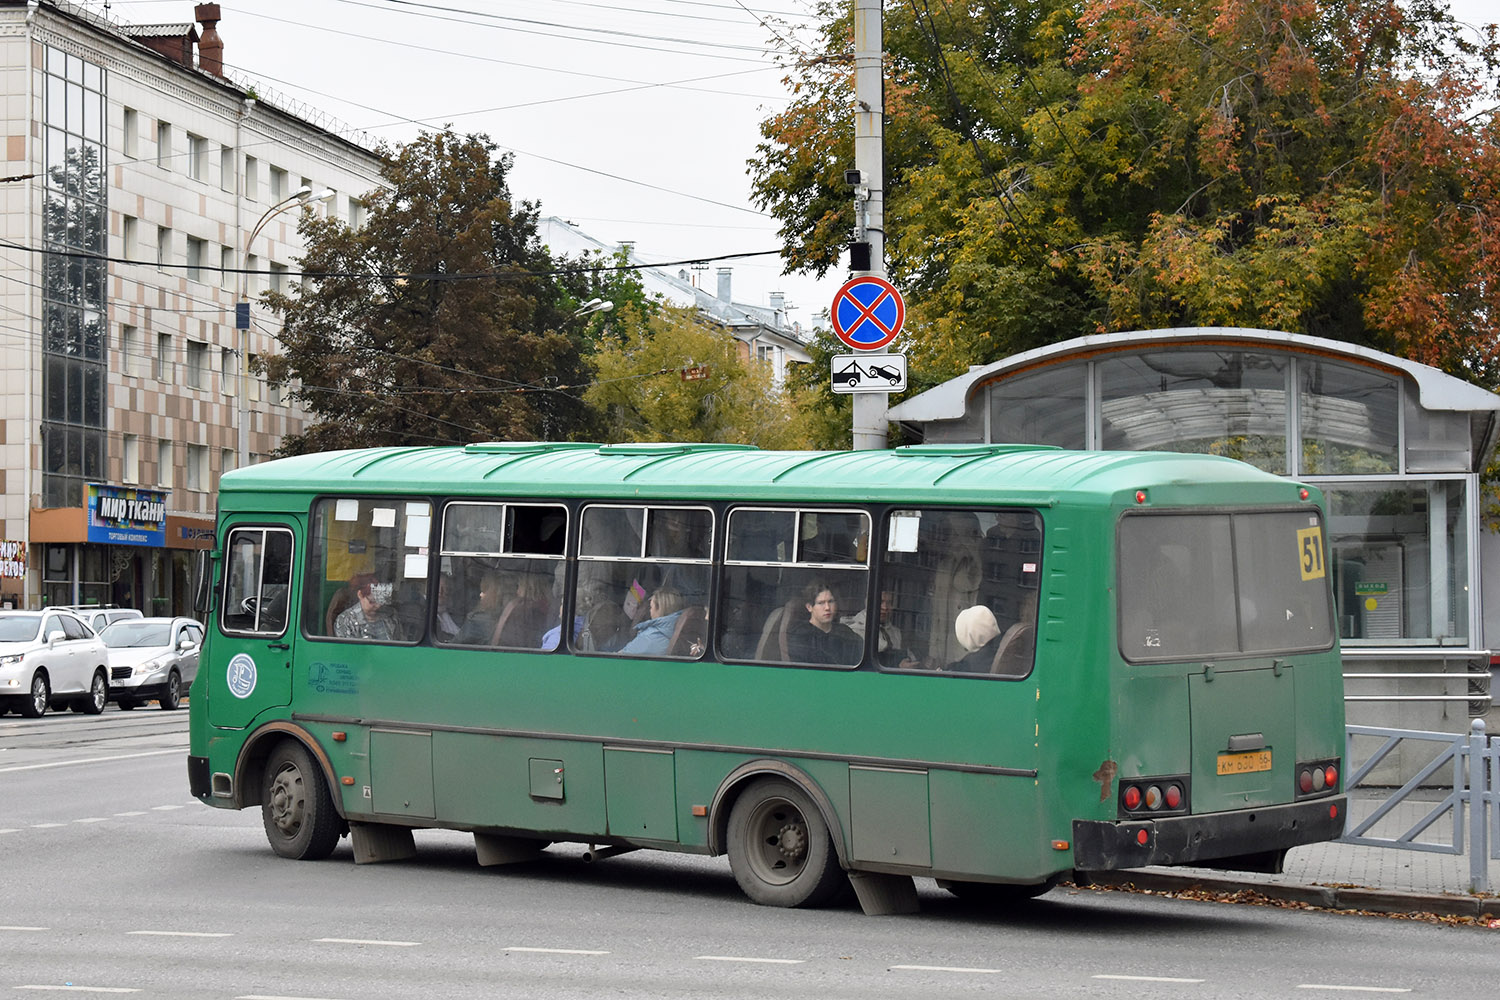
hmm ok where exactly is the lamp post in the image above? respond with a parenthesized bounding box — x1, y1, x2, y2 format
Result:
(236, 185, 335, 467)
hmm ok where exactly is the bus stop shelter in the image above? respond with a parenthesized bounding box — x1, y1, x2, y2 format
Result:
(888, 328, 1500, 733)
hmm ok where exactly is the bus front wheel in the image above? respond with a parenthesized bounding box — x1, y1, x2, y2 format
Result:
(726, 778, 845, 908)
(261, 741, 343, 861)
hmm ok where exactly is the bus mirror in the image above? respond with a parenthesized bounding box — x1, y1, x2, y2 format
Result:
(191, 549, 214, 616)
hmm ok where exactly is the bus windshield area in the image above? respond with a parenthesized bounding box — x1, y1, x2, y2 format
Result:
(1117, 509, 1335, 662)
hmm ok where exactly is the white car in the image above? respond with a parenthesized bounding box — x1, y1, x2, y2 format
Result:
(0, 609, 111, 717)
(101, 617, 203, 711)
(56, 605, 144, 634)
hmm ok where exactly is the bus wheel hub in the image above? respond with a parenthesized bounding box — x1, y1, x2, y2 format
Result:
(777, 823, 806, 860)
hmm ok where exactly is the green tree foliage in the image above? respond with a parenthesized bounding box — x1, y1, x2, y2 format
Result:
(751, 0, 1500, 387)
(585, 305, 800, 447)
(260, 131, 596, 453)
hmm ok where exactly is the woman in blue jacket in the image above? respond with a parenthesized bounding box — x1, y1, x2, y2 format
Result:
(618, 587, 686, 655)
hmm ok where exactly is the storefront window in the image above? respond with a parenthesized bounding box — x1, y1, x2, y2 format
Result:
(1098, 351, 1288, 473)
(1323, 481, 1468, 644)
(1299, 361, 1399, 475)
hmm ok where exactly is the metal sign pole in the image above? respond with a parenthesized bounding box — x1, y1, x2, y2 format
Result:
(850, 0, 887, 451)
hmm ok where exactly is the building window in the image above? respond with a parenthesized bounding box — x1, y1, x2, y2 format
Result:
(158, 438, 173, 488)
(155, 332, 171, 380)
(186, 444, 207, 491)
(220, 144, 234, 192)
(121, 214, 136, 260)
(123, 434, 139, 483)
(222, 346, 237, 395)
(245, 253, 259, 295)
(349, 198, 366, 229)
(186, 237, 206, 283)
(121, 324, 138, 376)
(122, 107, 138, 158)
(221, 448, 236, 480)
(185, 340, 207, 389)
(221, 246, 234, 290)
(156, 120, 170, 167)
(270, 165, 288, 202)
(248, 352, 262, 401)
(156, 225, 171, 269)
(269, 262, 288, 294)
(244, 155, 258, 201)
(187, 133, 207, 181)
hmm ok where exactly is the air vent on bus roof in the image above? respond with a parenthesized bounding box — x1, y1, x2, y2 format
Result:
(595, 443, 760, 456)
(462, 441, 597, 455)
(893, 444, 1061, 457)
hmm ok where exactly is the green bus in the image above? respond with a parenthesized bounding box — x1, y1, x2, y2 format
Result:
(188, 442, 1346, 914)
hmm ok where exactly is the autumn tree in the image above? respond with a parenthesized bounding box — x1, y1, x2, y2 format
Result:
(751, 0, 1500, 387)
(260, 131, 598, 453)
(585, 305, 801, 448)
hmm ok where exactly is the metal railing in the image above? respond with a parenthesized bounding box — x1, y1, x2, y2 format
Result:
(1339, 720, 1494, 893)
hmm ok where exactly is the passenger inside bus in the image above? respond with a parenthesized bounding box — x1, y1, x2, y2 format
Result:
(454, 571, 505, 645)
(948, 605, 1002, 672)
(617, 587, 686, 655)
(785, 581, 863, 666)
(333, 573, 404, 642)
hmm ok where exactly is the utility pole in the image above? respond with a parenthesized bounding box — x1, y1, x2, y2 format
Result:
(850, 0, 887, 451)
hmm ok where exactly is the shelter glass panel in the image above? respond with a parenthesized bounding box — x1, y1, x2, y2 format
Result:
(987, 366, 1086, 449)
(1323, 481, 1468, 644)
(1299, 361, 1398, 475)
(1099, 351, 1288, 473)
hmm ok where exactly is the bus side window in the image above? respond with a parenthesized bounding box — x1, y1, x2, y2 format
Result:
(438, 502, 568, 651)
(306, 498, 429, 644)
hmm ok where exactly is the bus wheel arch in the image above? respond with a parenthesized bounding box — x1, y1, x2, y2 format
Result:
(235, 722, 344, 816)
(710, 761, 850, 908)
(258, 737, 345, 860)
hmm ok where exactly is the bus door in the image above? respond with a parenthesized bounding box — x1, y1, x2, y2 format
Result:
(209, 522, 299, 730)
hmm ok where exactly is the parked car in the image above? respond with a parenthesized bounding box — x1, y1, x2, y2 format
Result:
(100, 617, 203, 711)
(56, 605, 144, 635)
(0, 609, 111, 717)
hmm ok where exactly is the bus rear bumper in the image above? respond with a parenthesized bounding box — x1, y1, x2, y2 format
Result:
(1071, 796, 1346, 872)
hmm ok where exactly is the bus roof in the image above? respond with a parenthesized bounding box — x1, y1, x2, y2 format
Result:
(220, 443, 1312, 509)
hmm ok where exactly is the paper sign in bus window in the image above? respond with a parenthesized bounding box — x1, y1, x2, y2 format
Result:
(1296, 526, 1325, 581)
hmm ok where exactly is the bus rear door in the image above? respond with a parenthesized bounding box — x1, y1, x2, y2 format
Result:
(208, 522, 299, 729)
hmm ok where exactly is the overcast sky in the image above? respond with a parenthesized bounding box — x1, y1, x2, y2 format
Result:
(100, 0, 1496, 334)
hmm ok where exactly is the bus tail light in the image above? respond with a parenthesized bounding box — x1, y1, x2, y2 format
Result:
(1295, 757, 1340, 799)
(1119, 775, 1189, 818)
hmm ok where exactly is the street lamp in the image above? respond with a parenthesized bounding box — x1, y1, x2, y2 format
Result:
(236, 185, 335, 467)
(573, 298, 614, 318)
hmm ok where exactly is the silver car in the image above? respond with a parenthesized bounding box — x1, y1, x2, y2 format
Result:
(0, 609, 111, 717)
(101, 617, 203, 711)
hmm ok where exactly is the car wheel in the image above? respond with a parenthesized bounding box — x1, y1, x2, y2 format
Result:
(726, 777, 846, 908)
(117, 698, 138, 711)
(159, 670, 182, 711)
(20, 672, 49, 718)
(261, 741, 343, 860)
(83, 670, 107, 715)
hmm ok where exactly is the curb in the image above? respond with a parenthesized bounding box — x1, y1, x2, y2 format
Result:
(1078, 869, 1500, 919)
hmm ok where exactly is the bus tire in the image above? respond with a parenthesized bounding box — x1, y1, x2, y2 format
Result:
(159, 670, 182, 711)
(726, 777, 845, 908)
(261, 741, 342, 861)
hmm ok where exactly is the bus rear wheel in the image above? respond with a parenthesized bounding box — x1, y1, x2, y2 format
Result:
(726, 777, 845, 908)
(261, 741, 343, 860)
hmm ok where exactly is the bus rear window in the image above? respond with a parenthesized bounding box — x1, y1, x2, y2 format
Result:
(1118, 510, 1334, 662)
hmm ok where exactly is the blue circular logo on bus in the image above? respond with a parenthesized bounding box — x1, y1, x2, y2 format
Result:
(226, 653, 257, 699)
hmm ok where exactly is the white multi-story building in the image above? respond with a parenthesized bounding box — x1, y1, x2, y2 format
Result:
(0, 2, 386, 612)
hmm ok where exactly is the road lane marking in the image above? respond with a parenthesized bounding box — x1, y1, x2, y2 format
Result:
(128, 930, 233, 938)
(30, 823, 65, 829)
(313, 938, 419, 947)
(74, 817, 109, 824)
(1, 926, 49, 931)
(0, 748, 184, 774)
(1296, 987, 1411, 994)
(504, 947, 609, 955)
(113, 811, 147, 817)
(890, 965, 1001, 974)
(237, 995, 351, 1000)
(1096, 975, 1207, 983)
(15, 988, 141, 994)
(149, 805, 184, 811)
(0, 828, 19, 834)
(695, 956, 804, 964)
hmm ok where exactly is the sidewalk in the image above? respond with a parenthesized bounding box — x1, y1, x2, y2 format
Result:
(1082, 836, 1500, 919)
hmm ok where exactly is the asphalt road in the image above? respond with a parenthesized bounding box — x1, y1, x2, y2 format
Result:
(3, 707, 1497, 999)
